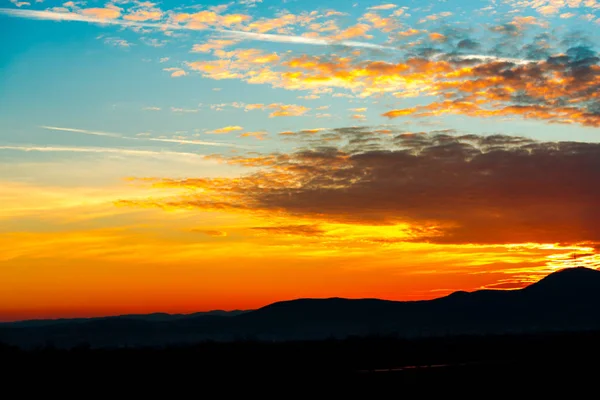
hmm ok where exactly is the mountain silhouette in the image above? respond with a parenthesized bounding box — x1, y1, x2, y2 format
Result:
(1, 267, 599, 348)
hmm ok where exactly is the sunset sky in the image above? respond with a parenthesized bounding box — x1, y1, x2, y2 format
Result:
(1, 0, 600, 321)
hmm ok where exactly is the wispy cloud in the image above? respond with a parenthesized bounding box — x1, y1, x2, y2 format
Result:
(148, 137, 253, 148)
(0, 145, 209, 159)
(40, 125, 254, 149)
(163, 67, 187, 77)
(41, 125, 122, 138)
(0, 8, 396, 51)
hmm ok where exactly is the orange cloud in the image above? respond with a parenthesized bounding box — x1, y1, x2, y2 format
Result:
(171, 9, 251, 29)
(383, 102, 600, 127)
(429, 32, 446, 42)
(80, 7, 121, 20)
(191, 39, 238, 53)
(220, 13, 252, 26)
(208, 125, 244, 134)
(163, 67, 187, 77)
(300, 128, 325, 134)
(239, 131, 268, 140)
(267, 103, 309, 117)
(361, 12, 400, 32)
(396, 28, 421, 37)
(236, 103, 310, 117)
(511, 16, 549, 28)
(419, 11, 453, 23)
(331, 23, 373, 40)
(246, 14, 297, 33)
(244, 103, 265, 111)
(182, 35, 600, 128)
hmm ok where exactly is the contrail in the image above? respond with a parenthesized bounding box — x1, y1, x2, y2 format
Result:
(0, 8, 396, 51)
(0, 144, 211, 159)
(41, 126, 122, 138)
(40, 125, 255, 149)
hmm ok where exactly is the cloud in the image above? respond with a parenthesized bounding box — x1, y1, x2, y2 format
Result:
(170, 107, 197, 112)
(184, 41, 599, 127)
(191, 229, 228, 237)
(368, 4, 398, 10)
(0, 8, 394, 51)
(141, 37, 167, 47)
(123, 9, 162, 22)
(330, 23, 373, 40)
(146, 137, 254, 149)
(191, 38, 238, 53)
(429, 32, 446, 42)
(10, 0, 30, 7)
(80, 7, 121, 20)
(324, 10, 348, 17)
(41, 125, 121, 137)
(163, 67, 187, 77)
(208, 125, 244, 134)
(505, 0, 600, 16)
(0, 145, 208, 159)
(244, 12, 304, 33)
(267, 103, 309, 117)
(102, 36, 132, 48)
(239, 0, 262, 7)
(300, 128, 325, 134)
(239, 131, 268, 140)
(40, 125, 249, 148)
(218, 28, 392, 50)
(419, 11, 453, 24)
(361, 12, 400, 33)
(203, 102, 311, 117)
(119, 129, 600, 247)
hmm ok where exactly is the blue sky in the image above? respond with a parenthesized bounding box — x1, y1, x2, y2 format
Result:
(0, 1, 597, 188)
(2, 0, 599, 159)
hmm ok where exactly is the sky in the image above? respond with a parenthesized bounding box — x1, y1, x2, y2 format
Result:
(1, 0, 600, 321)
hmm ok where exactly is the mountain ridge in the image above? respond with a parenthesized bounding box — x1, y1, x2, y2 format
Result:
(1, 267, 598, 348)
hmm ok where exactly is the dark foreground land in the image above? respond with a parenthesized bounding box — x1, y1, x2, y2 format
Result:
(3, 331, 600, 393)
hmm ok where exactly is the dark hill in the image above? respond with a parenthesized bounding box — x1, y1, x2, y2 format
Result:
(1, 267, 599, 348)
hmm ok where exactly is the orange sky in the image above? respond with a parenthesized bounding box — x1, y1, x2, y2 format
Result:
(1, 178, 598, 321)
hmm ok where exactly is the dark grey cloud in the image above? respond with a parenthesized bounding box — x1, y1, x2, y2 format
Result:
(126, 130, 600, 247)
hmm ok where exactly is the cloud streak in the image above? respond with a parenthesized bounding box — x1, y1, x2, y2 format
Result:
(41, 125, 122, 138)
(40, 125, 254, 149)
(0, 144, 211, 159)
